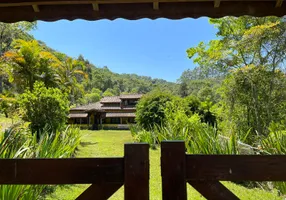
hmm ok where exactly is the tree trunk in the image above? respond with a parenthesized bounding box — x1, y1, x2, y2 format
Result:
(0, 76, 3, 94)
(252, 84, 263, 135)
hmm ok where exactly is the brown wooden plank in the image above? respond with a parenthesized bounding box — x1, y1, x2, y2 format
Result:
(124, 143, 149, 200)
(188, 180, 239, 200)
(161, 141, 187, 200)
(76, 183, 123, 200)
(0, 1, 286, 23)
(0, 158, 124, 184)
(186, 155, 286, 181)
(0, 0, 282, 5)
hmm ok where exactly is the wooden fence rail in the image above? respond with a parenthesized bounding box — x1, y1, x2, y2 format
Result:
(161, 141, 286, 200)
(3, 141, 284, 199)
(0, 143, 149, 200)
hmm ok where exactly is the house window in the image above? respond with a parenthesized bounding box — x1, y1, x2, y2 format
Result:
(110, 118, 121, 124)
(128, 118, 135, 123)
(75, 118, 88, 124)
(127, 99, 137, 106)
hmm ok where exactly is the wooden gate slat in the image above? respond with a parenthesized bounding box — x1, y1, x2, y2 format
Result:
(124, 143, 149, 200)
(76, 182, 123, 200)
(188, 180, 239, 200)
(161, 141, 187, 200)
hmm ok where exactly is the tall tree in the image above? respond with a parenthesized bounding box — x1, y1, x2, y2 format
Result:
(187, 17, 286, 73)
(220, 65, 286, 138)
(0, 22, 36, 93)
(1, 39, 59, 92)
(186, 16, 286, 138)
(56, 57, 87, 104)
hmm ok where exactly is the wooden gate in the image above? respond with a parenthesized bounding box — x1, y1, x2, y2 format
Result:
(0, 143, 149, 200)
(161, 141, 286, 200)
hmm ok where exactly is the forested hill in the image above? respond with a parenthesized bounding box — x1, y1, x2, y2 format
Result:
(0, 22, 178, 106)
(39, 40, 178, 96)
(77, 55, 178, 97)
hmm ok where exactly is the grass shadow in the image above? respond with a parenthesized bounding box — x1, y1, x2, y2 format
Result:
(80, 141, 98, 147)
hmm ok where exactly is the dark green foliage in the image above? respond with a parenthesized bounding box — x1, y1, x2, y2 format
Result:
(220, 66, 286, 139)
(79, 60, 178, 101)
(185, 95, 201, 114)
(18, 81, 69, 135)
(79, 88, 101, 104)
(136, 90, 175, 129)
(0, 94, 17, 118)
(184, 95, 217, 127)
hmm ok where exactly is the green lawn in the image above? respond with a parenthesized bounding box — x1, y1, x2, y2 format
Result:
(46, 130, 282, 200)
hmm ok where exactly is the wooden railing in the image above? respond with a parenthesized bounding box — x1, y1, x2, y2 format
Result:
(3, 141, 286, 199)
(0, 143, 149, 200)
(161, 141, 286, 200)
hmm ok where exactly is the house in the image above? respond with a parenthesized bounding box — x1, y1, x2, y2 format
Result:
(68, 94, 143, 129)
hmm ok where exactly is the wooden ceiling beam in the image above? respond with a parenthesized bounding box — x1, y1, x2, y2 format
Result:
(32, 4, 40, 12)
(214, 0, 220, 8)
(92, 3, 99, 11)
(0, 0, 286, 23)
(276, 0, 283, 7)
(153, 2, 159, 10)
(0, 0, 282, 7)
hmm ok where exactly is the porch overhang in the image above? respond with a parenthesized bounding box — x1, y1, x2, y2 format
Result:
(68, 113, 88, 118)
(0, 1, 285, 23)
(105, 113, 136, 118)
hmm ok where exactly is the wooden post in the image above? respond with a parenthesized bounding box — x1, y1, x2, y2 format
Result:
(161, 141, 187, 200)
(88, 114, 90, 128)
(124, 143, 149, 200)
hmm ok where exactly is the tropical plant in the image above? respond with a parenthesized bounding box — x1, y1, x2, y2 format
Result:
(56, 57, 87, 104)
(0, 124, 81, 199)
(18, 81, 69, 137)
(1, 39, 59, 92)
(0, 94, 17, 118)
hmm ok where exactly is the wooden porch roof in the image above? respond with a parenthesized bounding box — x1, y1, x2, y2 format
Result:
(0, 0, 285, 23)
(68, 113, 88, 118)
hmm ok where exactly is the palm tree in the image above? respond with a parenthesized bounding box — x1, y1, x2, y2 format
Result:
(56, 57, 88, 104)
(0, 39, 59, 92)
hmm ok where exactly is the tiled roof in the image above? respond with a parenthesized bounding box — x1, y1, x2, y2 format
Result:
(105, 113, 136, 118)
(120, 94, 143, 99)
(100, 96, 121, 103)
(70, 102, 102, 111)
(100, 94, 142, 103)
(68, 113, 88, 118)
(70, 94, 142, 112)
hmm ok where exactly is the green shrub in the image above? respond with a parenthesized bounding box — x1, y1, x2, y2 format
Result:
(0, 124, 81, 199)
(135, 90, 175, 130)
(260, 122, 286, 195)
(18, 81, 69, 136)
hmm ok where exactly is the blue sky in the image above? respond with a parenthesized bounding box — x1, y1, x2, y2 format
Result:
(31, 18, 217, 82)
